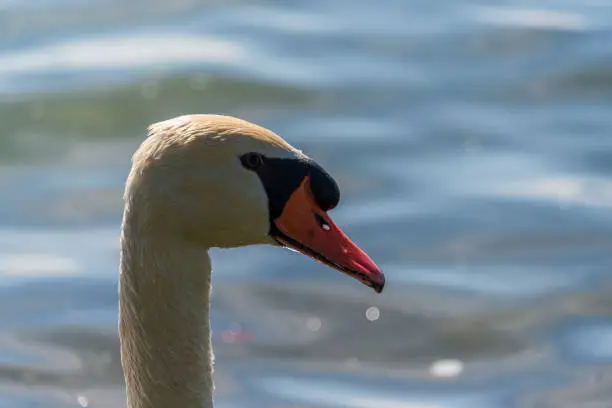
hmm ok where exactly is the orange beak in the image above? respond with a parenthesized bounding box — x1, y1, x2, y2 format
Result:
(271, 177, 385, 293)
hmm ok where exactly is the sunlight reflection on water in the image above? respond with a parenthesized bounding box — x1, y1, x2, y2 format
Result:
(2, 0, 612, 407)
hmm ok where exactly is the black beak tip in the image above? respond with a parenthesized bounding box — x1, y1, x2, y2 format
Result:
(371, 278, 385, 294)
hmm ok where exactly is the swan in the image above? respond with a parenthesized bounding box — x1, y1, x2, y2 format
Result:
(119, 114, 385, 408)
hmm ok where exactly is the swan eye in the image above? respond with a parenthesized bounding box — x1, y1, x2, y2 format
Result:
(240, 153, 264, 171)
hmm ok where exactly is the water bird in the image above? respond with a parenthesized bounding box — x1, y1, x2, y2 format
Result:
(119, 114, 385, 408)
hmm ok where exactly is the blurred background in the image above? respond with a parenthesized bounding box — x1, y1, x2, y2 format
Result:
(1, 0, 612, 407)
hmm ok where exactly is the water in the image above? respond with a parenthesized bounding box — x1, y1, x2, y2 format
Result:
(1, 1, 612, 407)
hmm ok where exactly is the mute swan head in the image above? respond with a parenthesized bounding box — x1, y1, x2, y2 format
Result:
(125, 114, 385, 292)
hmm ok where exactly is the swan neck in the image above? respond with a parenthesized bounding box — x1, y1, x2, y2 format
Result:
(119, 233, 214, 408)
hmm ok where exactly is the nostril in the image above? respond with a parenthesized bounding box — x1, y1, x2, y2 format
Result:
(314, 213, 331, 231)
